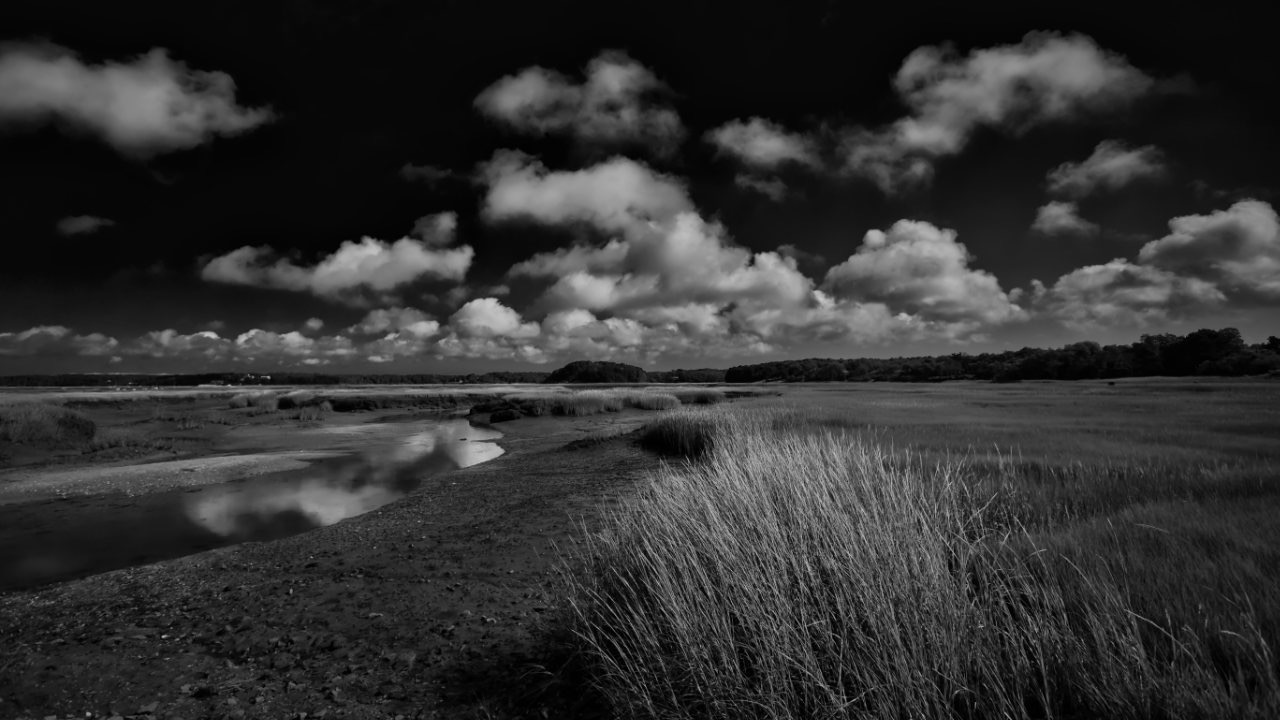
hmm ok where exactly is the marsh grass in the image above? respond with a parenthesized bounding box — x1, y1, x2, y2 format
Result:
(325, 392, 473, 413)
(503, 389, 683, 417)
(294, 400, 333, 422)
(617, 391, 681, 411)
(149, 406, 207, 429)
(0, 403, 96, 447)
(85, 428, 173, 454)
(635, 409, 716, 459)
(566, 407, 1280, 719)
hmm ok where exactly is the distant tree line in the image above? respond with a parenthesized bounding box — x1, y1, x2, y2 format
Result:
(724, 328, 1280, 383)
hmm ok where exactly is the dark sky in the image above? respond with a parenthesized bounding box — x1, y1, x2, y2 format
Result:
(1, 0, 1277, 373)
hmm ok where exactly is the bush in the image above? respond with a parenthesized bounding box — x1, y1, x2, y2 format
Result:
(0, 403, 97, 447)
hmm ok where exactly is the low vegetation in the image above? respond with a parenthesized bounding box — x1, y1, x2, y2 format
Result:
(566, 406, 1280, 719)
(325, 392, 475, 413)
(479, 389, 689, 422)
(619, 392, 680, 411)
(293, 400, 333, 422)
(0, 403, 96, 447)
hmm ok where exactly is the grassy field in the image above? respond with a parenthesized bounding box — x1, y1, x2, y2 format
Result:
(563, 379, 1280, 719)
(4, 378, 1278, 718)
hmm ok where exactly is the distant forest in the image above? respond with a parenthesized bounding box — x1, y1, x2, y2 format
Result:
(724, 328, 1280, 383)
(1, 328, 1276, 387)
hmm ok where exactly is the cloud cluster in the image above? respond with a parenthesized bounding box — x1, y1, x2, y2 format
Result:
(0, 325, 118, 357)
(841, 33, 1157, 192)
(1031, 140, 1167, 237)
(1138, 199, 1280, 300)
(23, 200, 1276, 367)
(0, 44, 271, 157)
(475, 51, 683, 156)
(1033, 200, 1280, 326)
(484, 153, 1021, 358)
(201, 213, 473, 305)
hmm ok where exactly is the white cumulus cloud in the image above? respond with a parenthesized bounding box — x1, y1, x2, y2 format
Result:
(482, 151, 691, 236)
(1032, 201, 1099, 236)
(1138, 199, 1280, 300)
(1031, 260, 1224, 328)
(823, 220, 1025, 325)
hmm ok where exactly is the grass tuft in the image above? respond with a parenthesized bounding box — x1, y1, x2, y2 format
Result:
(635, 409, 717, 459)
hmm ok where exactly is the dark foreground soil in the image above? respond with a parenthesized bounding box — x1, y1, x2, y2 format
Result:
(0, 415, 654, 720)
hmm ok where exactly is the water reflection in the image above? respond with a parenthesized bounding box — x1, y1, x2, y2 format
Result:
(185, 420, 503, 540)
(0, 420, 503, 591)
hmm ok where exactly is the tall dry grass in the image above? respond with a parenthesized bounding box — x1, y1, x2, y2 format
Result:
(565, 407, 1280, 719)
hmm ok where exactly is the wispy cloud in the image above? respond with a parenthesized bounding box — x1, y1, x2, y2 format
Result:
(55, 214, 114, 236)
(1047, 140, 1166, 197)
(840, 33, 1162, 193)
(0, 44, 271, 157)
(475, 50, 684, 156)
(706, 117, 820, 169)
(201, 215, 473, 306)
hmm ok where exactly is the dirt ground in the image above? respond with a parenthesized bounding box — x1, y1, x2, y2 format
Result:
(0, 409, 656, 719)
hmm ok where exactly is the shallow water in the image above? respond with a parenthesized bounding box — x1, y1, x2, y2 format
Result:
(0, 419, 503, 592)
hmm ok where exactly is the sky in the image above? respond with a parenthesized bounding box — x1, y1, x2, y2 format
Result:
(1, 0, 1277, 374)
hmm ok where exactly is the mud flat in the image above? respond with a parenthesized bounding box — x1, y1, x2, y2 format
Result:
(0, 409, 656, 719)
